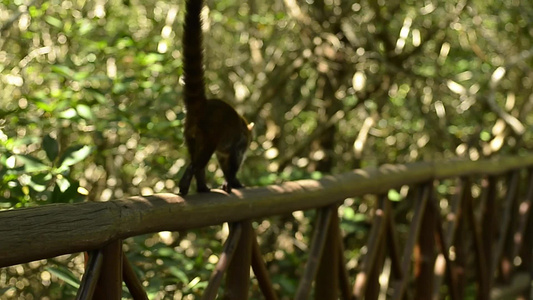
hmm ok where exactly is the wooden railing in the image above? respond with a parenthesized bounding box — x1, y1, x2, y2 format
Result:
(1, 154, 533, 299)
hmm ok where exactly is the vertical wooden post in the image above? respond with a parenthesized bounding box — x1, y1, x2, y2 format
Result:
(517, 169, 533, 298)
(315, 206, 340, 300)
(224, 220, 252, 300)
(250, 231, 278, 300)
(464, 177, 489, 300)
(386, 199, 403, 283)
(391, 183, 430, 300)
(295, 206, 334, 300)
(430, 190, 459, 300)
(338, 234, 352, 300)
(414, 187, 436, 300)
(76, 250, 104, 300)
(365, 236, 387, 300)
(93, 240, 123, 300)
(501, 171, 521, 283)
(123, 254, 149, 300)
(453, 177, 471, 300)
(482, 175, 497, 291)
(203, 222, 243, 300)
(353, 195, 389, 298)
(494, 171, 520, 283)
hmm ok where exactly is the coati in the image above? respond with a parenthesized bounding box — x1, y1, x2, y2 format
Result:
(178, 0, 253, 196)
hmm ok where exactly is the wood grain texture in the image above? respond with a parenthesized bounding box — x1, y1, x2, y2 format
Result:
(1, 154, 532, 268)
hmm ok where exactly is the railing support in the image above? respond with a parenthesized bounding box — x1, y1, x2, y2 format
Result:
(203, 223, 243, 300)
(482, 175, 497, 292)
(414, 185, 437, 300)
(353, 194, 389, 298)
(251, 230, 279, 300)
(295, 205, 334, 300)
(77, 250, 103, 300)
(516, 168, 533, 298)
(224, 220, 253, 300)
(123, 254, 149, 300)
(93, 239, 123, 300)
(464, 177, 489, 299)
(392, 183, 431, 300)
(493, 171, 520, 283)
(315, 204, 340, 300)
(3, 156, 533, 299)
(430, 189, 459, 300)
(338, 233, 351, 300)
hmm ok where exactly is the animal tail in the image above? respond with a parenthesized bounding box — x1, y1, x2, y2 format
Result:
(183, 0, 206, 116)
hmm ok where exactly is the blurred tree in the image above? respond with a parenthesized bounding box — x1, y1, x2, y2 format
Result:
(0, 0, 532, 298)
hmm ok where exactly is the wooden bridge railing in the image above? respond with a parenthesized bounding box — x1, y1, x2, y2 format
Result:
(1, 154, 533, 299)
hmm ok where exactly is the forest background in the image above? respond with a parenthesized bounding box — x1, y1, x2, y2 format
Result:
(0, 0, 532, 298)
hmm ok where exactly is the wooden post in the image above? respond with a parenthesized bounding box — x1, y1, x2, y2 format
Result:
(76, 250, 103, 300)
(353, 195, 389, 298)
(482, 175, 497, 291)
(338, 234, 351, 300)
(430, 190, 459, 300)
(517, 169, 533, 298)
(392, 183, 430, 300)
(366, 236, 387, 300)
(315, 206, 340, 300)
(250, 231, 278, 300)
(295, 206, 334, 300)
(203, 223, 243, 300)
(452, 177, 470, 300)
(494, 171, 520, 283)
(93, 240, 123, 300)
(123, 254, 149, 300)
(223, 220, 252, 300)
(414, 186, 436, 300)
(464, 177, 489, 300)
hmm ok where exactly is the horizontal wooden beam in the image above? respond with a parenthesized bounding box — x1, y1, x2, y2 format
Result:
(1, 154, 533, 268)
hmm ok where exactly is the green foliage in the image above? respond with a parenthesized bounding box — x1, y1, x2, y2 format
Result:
(0, 135, 90, 208)
(45, 266, 80, 290)
(0, 0, 532, 298)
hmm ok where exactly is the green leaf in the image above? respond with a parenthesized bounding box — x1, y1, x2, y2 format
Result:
(157, 247, 175, 257)
(45, 16, 62, 28)
(57, 145, 93, 169)
(58, 108, 77, 119)
(73, 71, 90, 81)
(56, 176, 71, 192)
(342, 206, 355, 219)
(112, 82, 127, 94)
(43, 135, 59, 162)
(45, 266, 80, 288)
(94, 92, 107, 104)
(51, 65, 75, 79)
(31, 173, 52, 184)
(388, 189, 402, 202)
(28, 173, 52, 192)
(117, 37, 134, 49)
(12, 136, 40, 147)
(0, 287, 15, 294)
(50, 184, 65, 203)
(78, 20, 94, 35)
(168, 266, 189, 283)
(29, 6, 43, 18)
(140, 53, 164, 65)
(480, 130, 491, 141)
(51, 179, 83, 203)
(65, 181, 83, 203)
(16, 155, 49, 173)
(76, 104, 94, 120)
(35, 100, 54, 112)
(310, 171, 323, 180)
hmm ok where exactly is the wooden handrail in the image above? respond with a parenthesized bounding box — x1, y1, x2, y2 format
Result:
(1, 154, 533, 269)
